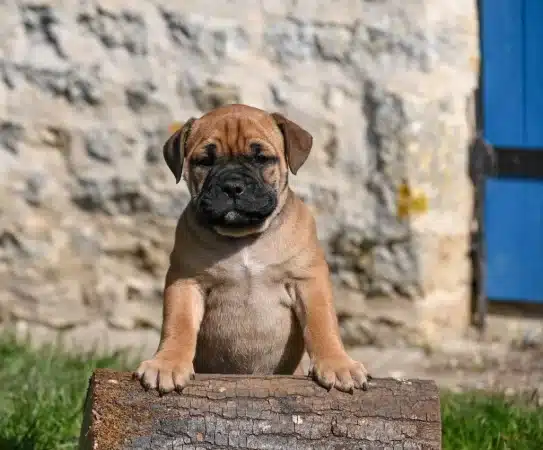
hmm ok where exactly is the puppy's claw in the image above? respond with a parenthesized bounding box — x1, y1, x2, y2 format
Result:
(311, 356, 369, 393)
(312, 370, 334, 391)
(134, 358, 194, 395)
(174, 370, 193, 392)
(335, 369, 355, 393)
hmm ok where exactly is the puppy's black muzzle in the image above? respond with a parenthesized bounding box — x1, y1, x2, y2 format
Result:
(195, 163, 277, 229)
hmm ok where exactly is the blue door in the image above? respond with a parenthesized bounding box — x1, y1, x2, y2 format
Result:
(481, 0, 543, 303)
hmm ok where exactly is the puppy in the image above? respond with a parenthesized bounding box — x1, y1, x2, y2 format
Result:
(134, 104, 370, 393)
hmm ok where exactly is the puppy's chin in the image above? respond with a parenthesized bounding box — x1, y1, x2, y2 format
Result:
(211, 210, 275, 237)
(213, 220, 272, 237)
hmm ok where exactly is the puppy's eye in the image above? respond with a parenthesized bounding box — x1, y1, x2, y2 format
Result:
(250, 143, 277, 164)
(254, 153, 273, 164)
(192, 144, 216, 167)
(192, 156, 215, 166)
(250, 143, 263, 153)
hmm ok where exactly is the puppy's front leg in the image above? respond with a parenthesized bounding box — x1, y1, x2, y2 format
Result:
(296, 261, 370, 392)
(134, 268, 204, 394)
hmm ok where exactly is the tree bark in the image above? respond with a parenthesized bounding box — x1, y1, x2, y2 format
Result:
(79, 368, 441, 450)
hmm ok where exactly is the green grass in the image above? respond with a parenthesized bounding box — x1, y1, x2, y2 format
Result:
(0, 333, 542, 450)
(442, 390, 543, 450)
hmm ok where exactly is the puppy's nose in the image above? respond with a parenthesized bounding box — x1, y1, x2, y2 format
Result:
(222, 179, 245, 197)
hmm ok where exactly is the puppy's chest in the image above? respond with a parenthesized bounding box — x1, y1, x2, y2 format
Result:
(205, 247, 293, 307)
(212, 247, 279, 283)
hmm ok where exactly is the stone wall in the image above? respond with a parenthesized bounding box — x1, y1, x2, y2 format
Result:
(0, 0, 479, 357)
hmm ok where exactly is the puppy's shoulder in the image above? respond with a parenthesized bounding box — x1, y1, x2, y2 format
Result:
(281, 193, 327, 270)
(168, 206, 204, 269)
(287, 193, 320, 242)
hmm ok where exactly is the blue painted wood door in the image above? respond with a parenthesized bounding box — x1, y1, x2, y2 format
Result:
(481, 0, 543, 303)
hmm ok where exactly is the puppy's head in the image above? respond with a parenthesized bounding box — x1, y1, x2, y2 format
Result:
(163, 104, 313, 237)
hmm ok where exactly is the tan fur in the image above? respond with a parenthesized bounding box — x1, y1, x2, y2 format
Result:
(135, 104, 369, 393)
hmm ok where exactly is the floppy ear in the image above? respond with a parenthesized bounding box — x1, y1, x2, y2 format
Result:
(163, 118, 196, 184)
(271, 112, 313, 175)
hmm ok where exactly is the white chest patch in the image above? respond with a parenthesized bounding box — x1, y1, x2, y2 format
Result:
(240, 248, 267, 276)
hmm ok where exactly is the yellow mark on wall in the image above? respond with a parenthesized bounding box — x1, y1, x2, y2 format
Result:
(397, 180, 428, 219)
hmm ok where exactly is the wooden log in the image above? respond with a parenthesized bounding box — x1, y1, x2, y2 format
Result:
(79, 368, 441, 450)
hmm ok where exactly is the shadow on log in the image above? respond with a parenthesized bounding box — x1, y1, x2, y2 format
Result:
(79, 369, 441, 450)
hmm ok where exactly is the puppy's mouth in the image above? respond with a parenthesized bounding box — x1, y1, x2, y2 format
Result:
(214, 207, 273, 228)
(223, 210, 253, 226)
(197, 200, 277, 230)
(195, 167, 278, 231)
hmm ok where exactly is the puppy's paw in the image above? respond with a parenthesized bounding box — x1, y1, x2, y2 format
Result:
(310, 355, 370, 393)
(133, 357, 194, 394)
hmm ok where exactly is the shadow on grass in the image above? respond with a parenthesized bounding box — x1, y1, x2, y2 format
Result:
(0, 438, 37, 450)
(0, 433, 64, 450)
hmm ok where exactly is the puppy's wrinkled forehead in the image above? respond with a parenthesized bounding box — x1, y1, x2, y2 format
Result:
(186, 105, 283, 156)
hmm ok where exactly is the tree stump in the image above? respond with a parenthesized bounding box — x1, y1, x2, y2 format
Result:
(79, 368, 441, 450)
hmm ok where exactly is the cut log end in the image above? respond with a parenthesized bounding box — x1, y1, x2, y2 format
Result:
(79, 369, 441, 450)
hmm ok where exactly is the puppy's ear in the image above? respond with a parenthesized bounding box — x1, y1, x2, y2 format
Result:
(163, 118, 196, 184)
(271, 112, 313, 175)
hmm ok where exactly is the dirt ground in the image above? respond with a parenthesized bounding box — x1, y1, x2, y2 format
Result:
(345, 342, 543, 404)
